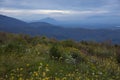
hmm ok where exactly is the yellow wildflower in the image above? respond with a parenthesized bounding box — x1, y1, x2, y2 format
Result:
(42, 72, 46, 77)
(26, 64, 30, 67)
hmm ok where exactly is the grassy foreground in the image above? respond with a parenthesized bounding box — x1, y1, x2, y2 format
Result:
(0, 32, 120, 80)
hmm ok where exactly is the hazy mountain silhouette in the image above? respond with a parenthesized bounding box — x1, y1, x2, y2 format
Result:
(0, 14, 120, 44)
(32, 17, 59, 25)
(0, 15, 29, 27)
(40, 17, 57, 23)
(32, 17, 120, 29)
(0, 14, 32, 33)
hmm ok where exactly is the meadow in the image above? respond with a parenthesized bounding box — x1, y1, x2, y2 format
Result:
(0, 32, 120, 80)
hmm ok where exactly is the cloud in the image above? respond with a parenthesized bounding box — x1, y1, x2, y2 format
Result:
(0, 8, 109, 15)
(0, 8, 111, 21)
(0, 0, 119, 21)
(0, 8, 71, 14)
(0, 0, 120, 10)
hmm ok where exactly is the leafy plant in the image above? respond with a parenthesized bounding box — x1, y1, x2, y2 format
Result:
(49, 44, 63, 59)
(116, 49, 120, 63)
(88, 46, 114, 58)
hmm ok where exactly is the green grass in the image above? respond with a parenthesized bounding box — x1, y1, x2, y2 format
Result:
(0, 32, 120, 80)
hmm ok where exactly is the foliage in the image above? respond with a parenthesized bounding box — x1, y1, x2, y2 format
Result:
(49, 44, 63, 59)
(61, 40, 77, 47)
(0, 32, 120, 80)
(116, 49, 120, 63)
(88, 46, 115, 58)
(63, 47, 86, 64)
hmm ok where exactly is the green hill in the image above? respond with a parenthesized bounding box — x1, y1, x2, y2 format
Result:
(0, 32, 120, 80)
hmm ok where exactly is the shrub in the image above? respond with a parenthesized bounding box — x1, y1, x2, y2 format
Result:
(116, 49, 120, 63)
(71, 51, 85, 63)
(70, 49, 86, 63)
(0, 45, 5, 54)
(49, 45, 63, 59)
(5, 42, 26, 53)
(49, 45, 86, 64)
(63, 47, 86, 64)
(88, 46, 114, 58)
(61, 40, 76, 47)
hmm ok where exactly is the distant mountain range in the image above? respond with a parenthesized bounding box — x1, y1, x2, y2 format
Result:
(0, 14, 120, 44)
(31, 17, 120, 29)
(39, 17, 58, 23)
(31, 17, 61, 26)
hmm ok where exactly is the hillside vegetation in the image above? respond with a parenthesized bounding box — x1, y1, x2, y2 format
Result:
(0, 32, 120, 80)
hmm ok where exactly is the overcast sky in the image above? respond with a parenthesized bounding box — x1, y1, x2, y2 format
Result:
(0, 0, 120, 21)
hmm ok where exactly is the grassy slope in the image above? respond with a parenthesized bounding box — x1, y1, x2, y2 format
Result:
(0, 32, 120, 80)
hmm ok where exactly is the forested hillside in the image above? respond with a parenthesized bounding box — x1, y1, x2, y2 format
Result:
(0, 32, 120, 80)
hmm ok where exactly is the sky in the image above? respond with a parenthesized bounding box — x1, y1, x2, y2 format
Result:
(0, 0, 120, 22)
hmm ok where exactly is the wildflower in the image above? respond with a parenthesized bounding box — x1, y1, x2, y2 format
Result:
(20, 68, 23, 71)
(34, 72, 38, 76)
(18, 77, 23, 80)
(62, 77, 67, 80)
(45, 68, 49, 72)
(38, 66, 42, 70)
(46, 64, 49, 67)
(75, 69, 79, 72)
(55, 73, 58, 75)
(68, 74, 71, 77)
(26, 64, 30, 67)
(98, 72, 102, 75)
(42, 72, 46, 77)
(40, 63, 43, 66)
(17, 68, 19, 71)
(59, 57, 63, 60)
(19, 74, 23, 77)
(55, 77, 60, 80)
(92, 72, 95, 75)
(10, 76, 14, 80)
(44, 77, 49, 80)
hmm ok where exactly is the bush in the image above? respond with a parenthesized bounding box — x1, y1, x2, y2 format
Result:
(116, 49, 120, 63)
(49, 45, 86, 64)
(61, 40, 76, 47)
(88, 46, 114, 58)
(5, 42, 26, 53)
(63, 47, 86, 64)
(49, 45, 63, 59)
(71, 51, 85, 63)
(70, 48, 86, 63)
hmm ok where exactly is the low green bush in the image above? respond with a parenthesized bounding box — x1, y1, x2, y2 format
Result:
(4, 42, 26, 53)
(49, 45, 63, 59)
(65, 48, 86, 63)
(49, 45, 86, 64)
(116, 49, 120, 63)
(88, 46, 114, 58)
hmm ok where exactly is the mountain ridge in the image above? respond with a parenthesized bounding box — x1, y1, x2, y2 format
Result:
(0, 14, 120, 44)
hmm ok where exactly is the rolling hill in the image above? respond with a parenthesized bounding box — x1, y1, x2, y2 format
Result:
(0, 14, 120, 44)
